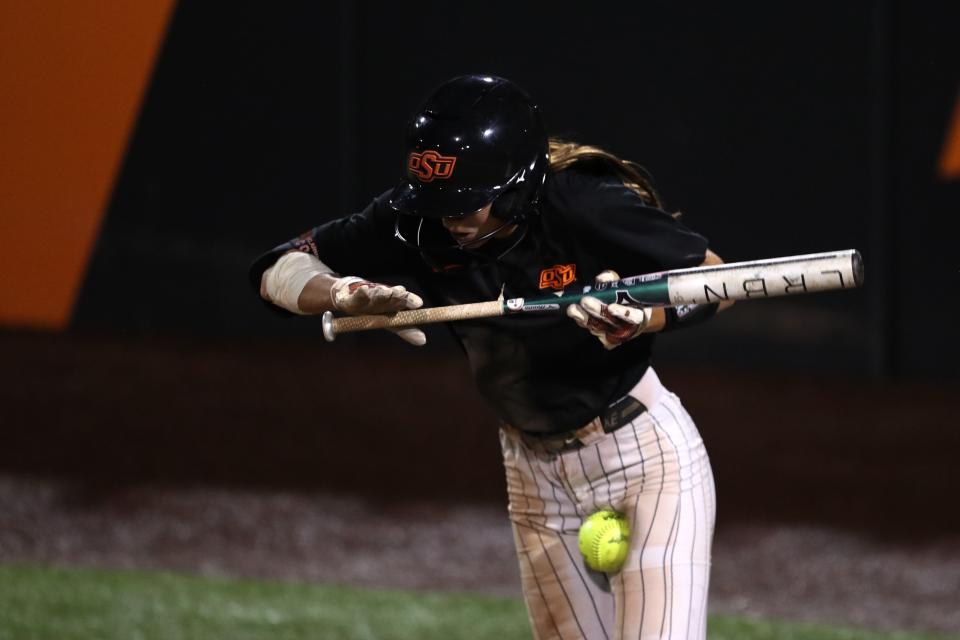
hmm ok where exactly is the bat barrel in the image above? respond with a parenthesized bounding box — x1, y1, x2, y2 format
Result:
(664, 249, 863, 306)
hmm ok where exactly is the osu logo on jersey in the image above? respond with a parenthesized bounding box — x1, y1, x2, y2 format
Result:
(539, 263, 577, 290)
(408, 150, 457, 183)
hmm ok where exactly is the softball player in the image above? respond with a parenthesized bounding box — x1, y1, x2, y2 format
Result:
(252, 75, 731, 639)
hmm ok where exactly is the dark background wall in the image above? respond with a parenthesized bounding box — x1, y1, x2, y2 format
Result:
(1, 2, 957, 533)
(66, 0, 959, 378)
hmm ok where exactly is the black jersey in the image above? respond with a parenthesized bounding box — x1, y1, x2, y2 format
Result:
(252, 167, 708, 434)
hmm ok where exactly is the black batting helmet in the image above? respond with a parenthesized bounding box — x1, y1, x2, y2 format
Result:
(389, 75, 549, 223)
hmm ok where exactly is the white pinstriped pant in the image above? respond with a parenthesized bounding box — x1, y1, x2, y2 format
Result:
(500, 369, 716, 640)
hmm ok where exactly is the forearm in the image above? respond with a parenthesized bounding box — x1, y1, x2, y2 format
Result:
(259, 259, 339, 315)
(259, 251, 336, 315)
(294, 273, 338, 314)
(260, 250, 423, 326)
(646, 308, 668, 333)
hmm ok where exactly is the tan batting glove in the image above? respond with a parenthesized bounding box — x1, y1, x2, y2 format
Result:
(330, 276, 427, 346)
(566, 270, 652, 350)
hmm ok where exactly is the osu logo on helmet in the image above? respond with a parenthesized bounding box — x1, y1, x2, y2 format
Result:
(539, 264, 577, 290)
(408, 150, 457, 183)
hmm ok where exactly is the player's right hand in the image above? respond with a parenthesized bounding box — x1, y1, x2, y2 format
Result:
(566, 270, 652, 350)
(330, 276, 426, 346)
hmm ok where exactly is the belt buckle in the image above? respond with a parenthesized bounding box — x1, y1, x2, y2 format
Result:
(559, 434, 582, 452)
(541, 431, 585, 454)
(522, 431, 577, 454)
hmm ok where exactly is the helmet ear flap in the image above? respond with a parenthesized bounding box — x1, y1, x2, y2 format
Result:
(490, 190, 519, 222)
(491, 188, 537, 223)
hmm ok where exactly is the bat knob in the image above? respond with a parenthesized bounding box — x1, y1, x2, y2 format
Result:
(321, 311, 336, 342)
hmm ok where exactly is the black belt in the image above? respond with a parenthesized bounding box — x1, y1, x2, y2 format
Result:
(519, 394, 648, 454)
(601, 394, 648, 433)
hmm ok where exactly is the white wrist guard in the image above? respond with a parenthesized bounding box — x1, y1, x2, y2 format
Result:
(263, 251, 332, 314)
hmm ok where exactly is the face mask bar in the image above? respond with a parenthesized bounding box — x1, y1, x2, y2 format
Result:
(393, 210, 532, 273)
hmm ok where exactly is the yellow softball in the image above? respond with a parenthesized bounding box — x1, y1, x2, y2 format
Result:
(577, 510, 631, 573)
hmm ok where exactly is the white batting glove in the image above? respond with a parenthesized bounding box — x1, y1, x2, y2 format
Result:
(567, 270, 652, 350)
(330, 276, 427, 346)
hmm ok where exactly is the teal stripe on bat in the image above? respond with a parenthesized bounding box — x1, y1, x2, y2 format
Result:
(501, 275, 671, 314)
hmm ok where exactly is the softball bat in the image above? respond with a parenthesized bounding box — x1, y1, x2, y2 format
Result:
(321, 249, 863, 341)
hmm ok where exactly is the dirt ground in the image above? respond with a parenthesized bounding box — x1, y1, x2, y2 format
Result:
(1, 476, 958, 634)
(0, 331, 958, 634)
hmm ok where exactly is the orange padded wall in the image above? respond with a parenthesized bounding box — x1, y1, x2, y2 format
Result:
(940, 93, 960, 180)
(0, 1, 174, 329)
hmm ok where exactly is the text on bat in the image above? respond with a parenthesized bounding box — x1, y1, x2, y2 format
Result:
(596, 272, 665, 290)
(615, 290, 644, 306)
(783, 274, 807, 293)
(703, 283, 730, 302)
(820, 270, 846, 287)
(742, 278, 768, 298)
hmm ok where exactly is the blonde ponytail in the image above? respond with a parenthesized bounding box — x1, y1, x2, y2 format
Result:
(547, 138, 664, 209)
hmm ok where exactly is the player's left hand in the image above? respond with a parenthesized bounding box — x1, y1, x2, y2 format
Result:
(567, 270, 652, 350)
(329, 276, 427, 346)
(331, 276, 423, 315)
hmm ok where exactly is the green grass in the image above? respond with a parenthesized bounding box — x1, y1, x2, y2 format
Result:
(0, 564, 954, 640)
